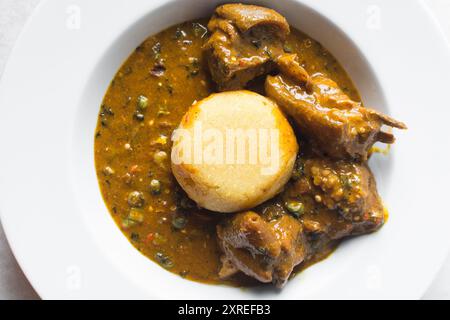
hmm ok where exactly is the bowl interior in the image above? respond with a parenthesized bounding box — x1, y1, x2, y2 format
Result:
(71, 0, 390, 299)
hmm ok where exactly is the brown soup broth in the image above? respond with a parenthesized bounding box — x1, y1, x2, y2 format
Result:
(94, 19, 360, 286)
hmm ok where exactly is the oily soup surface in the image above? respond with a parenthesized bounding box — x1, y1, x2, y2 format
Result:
(95, 19, 360, 286)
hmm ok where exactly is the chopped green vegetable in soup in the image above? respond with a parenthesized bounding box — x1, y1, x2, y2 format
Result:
(95, 18, 370, 286)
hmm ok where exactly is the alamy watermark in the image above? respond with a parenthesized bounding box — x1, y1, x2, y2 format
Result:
(171, 122, 281, 176)
(65, 265, 82, 291)
(66, 5, 81, 30)
(366, 5, 382, 30)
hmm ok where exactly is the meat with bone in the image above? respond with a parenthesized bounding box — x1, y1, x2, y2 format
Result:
(217, 211, 306, 287)
(265, 65, 407, 160)
(217, 152, 386, 287)
(204, 4, 290, 90)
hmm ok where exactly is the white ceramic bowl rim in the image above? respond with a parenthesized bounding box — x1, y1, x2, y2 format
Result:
(1, 0, 450, 299)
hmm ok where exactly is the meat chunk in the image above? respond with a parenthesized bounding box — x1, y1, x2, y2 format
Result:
(217, 211, 306, 287)
(217, 154, 386, 286)
(214, 4, 290, 38)
(204, 4, 289, 90)
(275, 54, 310, 85)
(265, 71, 407, 160)
(218, 255, 239, 279)
(287, 154, 386, 239)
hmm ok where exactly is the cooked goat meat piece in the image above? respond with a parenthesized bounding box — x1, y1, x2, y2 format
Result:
(218, 255, 239, 279)
(265, 72, 407, 160)
(217, 211, 306, 287)
(287, 154, 386, 238)
(217, 154, 386, 285)
(214, 4, 290, 38)
(204, 4, 289, 90)
(302, 218, 326, 235)
(275, 53, 310, 86)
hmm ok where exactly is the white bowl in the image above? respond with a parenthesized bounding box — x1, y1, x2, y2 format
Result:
(1, 0, 450, 299)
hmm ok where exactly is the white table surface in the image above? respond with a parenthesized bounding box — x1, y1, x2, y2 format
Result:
(0, 0, 449, 300)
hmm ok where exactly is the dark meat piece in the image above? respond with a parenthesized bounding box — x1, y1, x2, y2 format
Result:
(275, 53, 310, 85)
(287, 154, 386, 239)
(265, 71, 407, 161)
(217, 152, 386, 287)
(205, 4, 403, 288)
(217, 211, 306, 287)
(204, 4, 289, 90)
(214, 4, 290, 38)
(218, 255, 239, 279)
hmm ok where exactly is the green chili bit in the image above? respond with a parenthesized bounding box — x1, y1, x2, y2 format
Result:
(137, 95, 149, 110)
(285, 200, 305, 218)
(128, 191, 145, 208)
(150, 179, 162, 195)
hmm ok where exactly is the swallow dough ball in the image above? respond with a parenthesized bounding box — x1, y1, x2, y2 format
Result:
(171, 90, 298, 213)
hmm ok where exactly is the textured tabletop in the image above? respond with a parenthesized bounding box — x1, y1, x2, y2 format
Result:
(0, 0, 449, 300)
